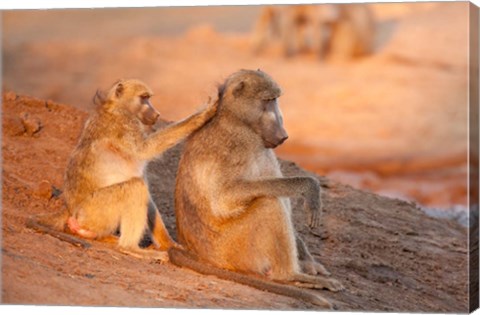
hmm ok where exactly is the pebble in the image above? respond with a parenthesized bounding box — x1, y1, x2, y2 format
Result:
(35, 180, 53, 200)
(3, 91, 17, 102)
(20, 112, 42, 136)
(4, 116, 26, 136)
(45, 100, 56, 111)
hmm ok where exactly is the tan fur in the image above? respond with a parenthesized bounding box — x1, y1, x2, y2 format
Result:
(252, 4, 375, 60)
(170, 70, 342, 308)
(27, 79, 217, 260)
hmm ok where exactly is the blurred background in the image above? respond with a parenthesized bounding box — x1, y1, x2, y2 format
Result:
(2, 2, 469, 220)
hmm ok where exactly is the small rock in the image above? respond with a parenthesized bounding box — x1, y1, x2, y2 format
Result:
(20, 112, 42, 136)
(45, 100, 56, 111)
(3, 91, 17, 102)
(35, 180, 53, 199)
(52, 186, 63, 198)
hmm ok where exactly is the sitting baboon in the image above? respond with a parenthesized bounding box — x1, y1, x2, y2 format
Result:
(27, 79, 217, 260)
(170, 70, 342, 307)
(252, 4, 375, 60)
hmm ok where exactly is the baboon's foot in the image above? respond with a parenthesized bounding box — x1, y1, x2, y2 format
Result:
(67, 217, 97, 239)
(300, 260, 317, 275)
(301, 260, 331, 276)
(290, 273, 344, 291)
(314, 262, 331, 276)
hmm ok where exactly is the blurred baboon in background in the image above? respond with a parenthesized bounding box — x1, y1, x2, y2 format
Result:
(252, 4, 376, 61)
(327, 4, 376, 61)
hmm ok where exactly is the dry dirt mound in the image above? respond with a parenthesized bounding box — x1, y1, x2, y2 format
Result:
(1, 93, 469, 311)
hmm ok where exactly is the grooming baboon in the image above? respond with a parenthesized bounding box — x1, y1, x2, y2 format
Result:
(170, 70, 342, 308)
(27, 79, 217, 260)
(252, 4, 375, 60)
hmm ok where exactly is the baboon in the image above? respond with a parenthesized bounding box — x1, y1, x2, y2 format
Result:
(252, 4, 375, 60)
(252, 5, 333, 58)
(27, 79, 217, 260)
(170, 70, 342, 308)
(327, 4, 376, 61)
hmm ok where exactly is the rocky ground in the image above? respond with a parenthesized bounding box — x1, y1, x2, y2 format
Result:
(1, 93, 470, 312)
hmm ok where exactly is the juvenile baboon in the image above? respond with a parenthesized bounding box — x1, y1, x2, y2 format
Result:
(252, 4, 375, 60)
(170, 70, 342, 307)
(27, 79, 217, 260)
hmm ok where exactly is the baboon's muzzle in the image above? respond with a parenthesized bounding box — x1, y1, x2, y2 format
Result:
(264, 127, 289, 148)
(141, 106, 160, 126)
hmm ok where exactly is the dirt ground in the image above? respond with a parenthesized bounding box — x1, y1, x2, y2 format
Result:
(1, 93, 470, 312)
(2, 2, 470, 210)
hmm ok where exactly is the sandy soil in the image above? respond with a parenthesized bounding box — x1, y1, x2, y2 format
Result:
(2, 2, 470, 210)
(1, 93, 470, 312)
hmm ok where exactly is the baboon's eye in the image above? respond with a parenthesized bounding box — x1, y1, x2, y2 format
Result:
(140, 93, 150, 100)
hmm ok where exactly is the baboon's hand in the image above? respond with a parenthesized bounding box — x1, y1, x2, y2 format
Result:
(308, 207, 321, 229)
(304, 177, 322, 229)
(306, 199, 322, 229)
(200, 94, 219, 122)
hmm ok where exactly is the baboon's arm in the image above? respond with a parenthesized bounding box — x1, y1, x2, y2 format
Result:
(225, 177, 321, 228)
(139, 115, 204, 159)
(139, 99, 218, 160)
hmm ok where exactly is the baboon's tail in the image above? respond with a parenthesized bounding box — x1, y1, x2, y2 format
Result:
(168, 247, 332, 309)
(26, 211, 91, 249)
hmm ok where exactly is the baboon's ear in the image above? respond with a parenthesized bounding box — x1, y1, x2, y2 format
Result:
(115, 83, 124, 98)
(232, 81, 245, 98)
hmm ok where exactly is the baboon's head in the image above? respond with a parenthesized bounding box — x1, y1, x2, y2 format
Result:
(95, 79, 160, 125)
(219, 69, 288, 149)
